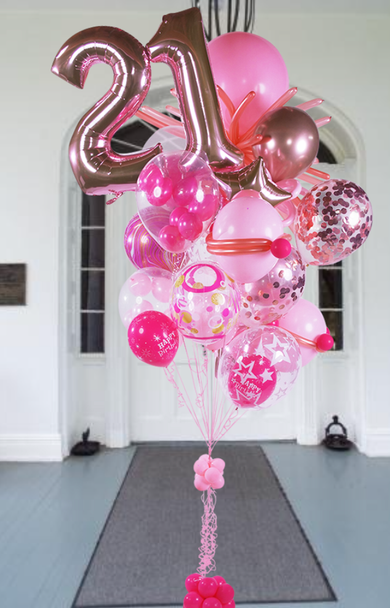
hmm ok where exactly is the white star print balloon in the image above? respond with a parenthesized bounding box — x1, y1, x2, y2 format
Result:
(218, 325, 301, 409)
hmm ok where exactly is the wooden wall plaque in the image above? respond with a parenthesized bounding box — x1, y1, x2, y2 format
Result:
(0, 264, 26, 305)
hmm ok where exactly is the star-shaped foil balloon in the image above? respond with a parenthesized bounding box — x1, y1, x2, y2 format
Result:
(214, 157, 291, 205)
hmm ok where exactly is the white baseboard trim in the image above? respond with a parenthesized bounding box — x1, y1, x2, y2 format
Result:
(0, 433, 63, 462)
(358, 429, 390, 457)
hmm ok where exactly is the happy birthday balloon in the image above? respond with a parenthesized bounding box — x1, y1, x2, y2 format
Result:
(170, 262, 240, 341)
(218, 325, 301, 409)
(124, 214, 188, 272)
(294, 179, 373, 265)
(128, 311, 179, 367)
(238, 247, 306, 327)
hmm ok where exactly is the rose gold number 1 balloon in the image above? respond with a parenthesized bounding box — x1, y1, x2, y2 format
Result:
(147, 8, 243, 171)
(51, 26, 162, 197)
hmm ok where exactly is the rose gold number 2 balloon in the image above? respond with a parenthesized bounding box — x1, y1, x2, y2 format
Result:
(51, 26, 162, 198)
(147, 8, 243, 171)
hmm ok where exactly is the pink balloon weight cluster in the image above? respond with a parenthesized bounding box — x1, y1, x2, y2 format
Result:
(294, 179, 373, 266)
(238, 247, 306, 327)
(128, 311, 179, 367)
(193, 454, 225, 491)
(136, 151, 221, 254)
(118, 267, 173, 329)
(124, 213, 188, 272)
(208, 31, 288, 138)
(170, 262, 241, 341)
(184, 573, 235, 608)
(219, 326, 301, 409)
(277, 299, 333, 366)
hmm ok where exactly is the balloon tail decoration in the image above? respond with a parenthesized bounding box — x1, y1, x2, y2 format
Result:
(198, 487, 218, 576)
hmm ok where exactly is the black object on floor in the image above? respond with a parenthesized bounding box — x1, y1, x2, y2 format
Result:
(74, 444, 336, 606)
(71, 428, 100, 456)
(323, 415, 353, 451)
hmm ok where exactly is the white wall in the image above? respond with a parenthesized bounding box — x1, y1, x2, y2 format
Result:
(0, 8, 389, 458)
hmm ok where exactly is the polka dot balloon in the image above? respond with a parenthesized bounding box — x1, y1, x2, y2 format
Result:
(170, 262, 241, 341)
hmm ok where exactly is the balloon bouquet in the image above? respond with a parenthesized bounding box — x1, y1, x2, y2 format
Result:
(52, 7, 372, 603)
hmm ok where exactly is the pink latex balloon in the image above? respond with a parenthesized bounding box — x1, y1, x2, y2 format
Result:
(184, 592, 204, 608)
(294, 179, 373, 266)
(170, 262, 241, 341)
(212, 458, 225, 472)
(219, 326, 301, 408)
(137, 152, 221, 253)
(198, 577, 218, 598)
(124, 214, 188, 272)
(186, 574, 203, 593)
(277, 299, 327, 366)
(210, 192, 292, 283)
(203, 599, 222, 608)
(208, 32, 289, 138)
(213, 576, 226, 587)
(204, 467, 222, 486)
(194, 459, 209, 475)
(238, 247, 306, 327)
(194, 474, 210, 491)
(253, 107, 319, 182)
(215, 584, 235, 605)
(128, 311, 179, 367)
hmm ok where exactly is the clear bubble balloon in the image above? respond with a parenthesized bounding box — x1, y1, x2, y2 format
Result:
(118, 267, 172, 329)
(170, 262, 241, 341)
(136, 151, 221, 253)
(218, 325, 301, 409)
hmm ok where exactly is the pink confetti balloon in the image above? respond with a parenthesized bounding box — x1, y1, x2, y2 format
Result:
(124, 214, 188, 272)
(170, 262, 241, 342)
(219, 326, 301, 409)
(294, 179, 373, 265)
(136, 151, 221, 253)
(118, 267, 173, 329)
(238, 247, 306, 327)
(128, 311, 179, 367)
(208, 32, 288, 138)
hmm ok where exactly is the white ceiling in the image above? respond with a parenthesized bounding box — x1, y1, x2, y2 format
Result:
(0, 0, 389, 13)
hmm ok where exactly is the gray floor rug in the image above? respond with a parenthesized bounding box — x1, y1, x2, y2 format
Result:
(74, 444, 336, 607)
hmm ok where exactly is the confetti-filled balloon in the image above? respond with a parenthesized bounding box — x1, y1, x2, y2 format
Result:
(294, 179, 373, 266)
(219, 326, 301, 409)
(124, 214, 188, 272)
(136, 151, 221, 253)
(170, 262, 240, 341)
(238, 247, 306, 327)
(128, 311, 179, 367)
(118, 267, 172, 329)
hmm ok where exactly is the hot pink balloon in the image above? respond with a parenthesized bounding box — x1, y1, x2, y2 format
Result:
(277, 299, 327, 366)
(128, 311, 179, 367)
(208, 32, 289, 138)
(210, 191, 294, 283)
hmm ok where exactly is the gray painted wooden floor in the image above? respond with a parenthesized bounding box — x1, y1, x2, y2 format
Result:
(0, 443, 389, 608)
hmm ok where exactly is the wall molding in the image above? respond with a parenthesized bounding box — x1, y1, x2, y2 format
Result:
(358, 429, 390, 457)
(0, 433, 63, 462)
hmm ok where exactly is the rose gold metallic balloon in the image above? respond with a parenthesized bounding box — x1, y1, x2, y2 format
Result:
(52, 27, 162, 197)
(253, 107, 319, 182)
(146, 8, 243, 171)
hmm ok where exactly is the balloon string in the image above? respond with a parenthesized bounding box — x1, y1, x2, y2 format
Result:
(198, 487, 218, 576)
